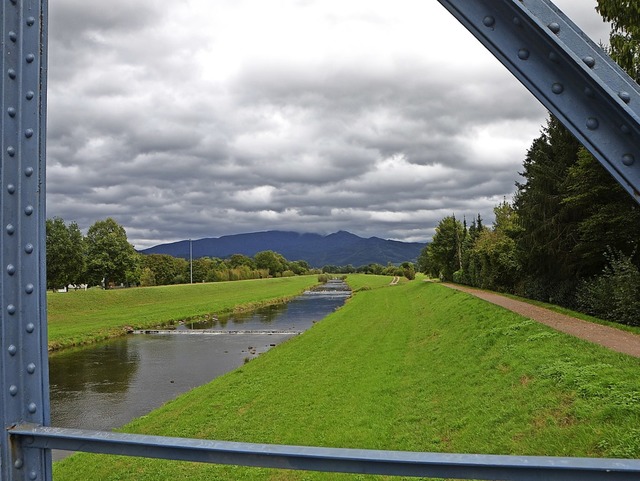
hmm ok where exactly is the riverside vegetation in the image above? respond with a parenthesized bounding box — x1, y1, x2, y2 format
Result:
(47, 276, 321, 351)
(53, 278, 640, 480)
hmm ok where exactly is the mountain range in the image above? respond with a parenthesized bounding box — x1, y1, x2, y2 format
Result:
(140, 231, 426, 268)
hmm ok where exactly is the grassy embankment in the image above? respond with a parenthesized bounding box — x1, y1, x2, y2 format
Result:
(54, 280, 640, 480)
(47, 276, 322, 351)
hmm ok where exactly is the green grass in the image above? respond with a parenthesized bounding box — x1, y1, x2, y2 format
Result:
(53, 281, 640, 480)
(47, 276, 320, 350)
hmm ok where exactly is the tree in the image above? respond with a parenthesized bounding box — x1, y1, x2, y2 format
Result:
(420, 215, 464, 281)
(596, 0, 640, 81)
(514, 116, 581, 301)
(46, 217, 85, 290)
(142, 254, 187, 285)
(85, 218, 138, 288)
(227, 254, 256, 270)
(563, 147, 640, 278)
(254, 250, 287, 277)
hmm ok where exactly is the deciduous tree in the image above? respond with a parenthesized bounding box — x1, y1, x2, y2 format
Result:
(85, 218, 137, 288)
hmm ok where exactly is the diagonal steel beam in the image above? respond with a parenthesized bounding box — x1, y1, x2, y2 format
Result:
(437, 0, 640, 201)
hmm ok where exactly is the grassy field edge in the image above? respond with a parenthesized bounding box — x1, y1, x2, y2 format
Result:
(54, 280, 640, 480)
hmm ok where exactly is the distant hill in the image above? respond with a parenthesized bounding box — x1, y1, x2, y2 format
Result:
(139, 231, 426, 267)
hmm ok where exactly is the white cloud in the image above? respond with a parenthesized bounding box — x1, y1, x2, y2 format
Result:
(45, 0, 611, 248)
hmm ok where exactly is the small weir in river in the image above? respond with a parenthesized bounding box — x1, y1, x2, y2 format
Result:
(49, 279, 350, 460)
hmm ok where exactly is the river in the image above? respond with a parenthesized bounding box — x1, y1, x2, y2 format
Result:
(49, 280, 350, 447)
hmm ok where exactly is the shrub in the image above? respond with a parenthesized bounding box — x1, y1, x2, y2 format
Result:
(577, 248, 640, 326)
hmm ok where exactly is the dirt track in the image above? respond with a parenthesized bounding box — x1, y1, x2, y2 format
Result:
(442, 283, 640, 358)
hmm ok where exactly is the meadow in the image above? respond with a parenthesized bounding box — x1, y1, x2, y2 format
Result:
(47, 276, 322, 350)
(53, 279, 640, 480)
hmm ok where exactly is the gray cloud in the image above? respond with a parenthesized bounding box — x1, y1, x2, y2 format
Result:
(44, 0, 610, 249)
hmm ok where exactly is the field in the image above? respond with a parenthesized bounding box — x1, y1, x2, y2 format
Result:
(53, 280, 640, 480)
(47, 276, 321, 350)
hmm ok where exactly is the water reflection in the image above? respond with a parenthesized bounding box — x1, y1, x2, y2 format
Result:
(49, 282, 350, 440)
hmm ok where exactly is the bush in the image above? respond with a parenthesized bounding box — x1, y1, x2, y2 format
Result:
(318, 274, 329, 283)
(576, 248, 640, 326)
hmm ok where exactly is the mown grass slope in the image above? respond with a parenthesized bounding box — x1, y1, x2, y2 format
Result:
(53, 281, 640, 480)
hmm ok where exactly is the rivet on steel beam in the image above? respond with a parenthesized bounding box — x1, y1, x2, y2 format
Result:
(24, 243, 34, 254)
(25, 205, 34, 216)
(6, 224, 16, 234)
(548, 22, 561, 34)
(26, 91, 34, 100)
(583, 56, 596, 68)
(482, 16, 495, 28)
(7, 146, 16, 156)
(26, 16, 35, 26)
(584, 87, 595, 98)
(25, 167, 34, 177)
(8, 69, 17, 79)
(29, 471, 37, 480)
(25, 53, 35, 64)
(7, 304, 17, 315)
(552, 83, 564, 94)
(513, 17, 522, 27)
(25, 128, 34, 138)
(25, 283, 34, 294)
(9, 385, 18, 396)
(7, 184, 16, 194)
(518, 49, 530, 60)
(8, 345, 17, 356)
(548, 51, 560, 63)
(7, 264, 16, 275)
(621, 124, 631, 134)
(14, 459, 23, 470)
(27, 363, 36, 374)
(9, 31, 17, 42)
(28, 403, 37, 414)
(622, 154, 635, 166)
(586, 118, 599, 130)
(619, 91, 631, 103)
(26, 323, 35, 333)
(8, 107, 17, 117)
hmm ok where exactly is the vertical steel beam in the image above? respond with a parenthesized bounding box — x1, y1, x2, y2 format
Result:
(1, 1, 50, 480)
(437, 0, 640, 201)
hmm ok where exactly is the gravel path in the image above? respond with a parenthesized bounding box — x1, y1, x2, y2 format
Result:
(442, 283, 640, 358)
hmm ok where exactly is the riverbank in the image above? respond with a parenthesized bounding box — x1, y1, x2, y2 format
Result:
(54, 281, 640, 480)
(47, 276, 321, 351)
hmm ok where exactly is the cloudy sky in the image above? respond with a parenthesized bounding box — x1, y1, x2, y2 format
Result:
(45, 0, 611, 249)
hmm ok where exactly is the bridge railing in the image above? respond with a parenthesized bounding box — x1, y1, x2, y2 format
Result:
(2, 1, 640, 480)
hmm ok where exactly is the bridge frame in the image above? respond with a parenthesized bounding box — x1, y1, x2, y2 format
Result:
(2, 1, 640, 480)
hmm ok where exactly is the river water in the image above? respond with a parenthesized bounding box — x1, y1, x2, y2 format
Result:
(49, 281, 350, 437)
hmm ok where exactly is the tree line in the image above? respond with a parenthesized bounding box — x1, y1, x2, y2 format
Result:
(419, 1, 640, 326)
(47, 217, 417, 290)
(46, 217, 316, 290)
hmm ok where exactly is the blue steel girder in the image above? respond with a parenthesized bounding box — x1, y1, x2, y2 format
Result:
(0, 0, 51, 480)
(437, 0, 640, 201)
(2, 1, 640, 481)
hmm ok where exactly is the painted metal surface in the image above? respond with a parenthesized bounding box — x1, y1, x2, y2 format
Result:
(10, 424, 640, 480)
(1, 0, 51, 480)
(2, 1, 640, 480)
(437, 0, 640, 201)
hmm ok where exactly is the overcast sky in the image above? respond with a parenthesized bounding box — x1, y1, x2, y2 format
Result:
(45, 0, 611, 249)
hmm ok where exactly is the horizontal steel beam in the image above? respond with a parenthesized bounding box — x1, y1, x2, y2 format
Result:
(10, 424, 640, 480)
